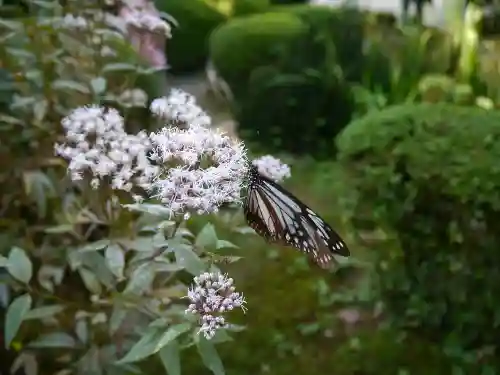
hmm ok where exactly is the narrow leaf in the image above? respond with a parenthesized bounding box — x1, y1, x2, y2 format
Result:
(116, 330, 162, 364)
(195, 223, 218, 250)
(5, 294, 32, 348)
(105, 244, 125, 279)
(24, 305, 65, 320)
(154, 323, 190, 352)
(7, 247, 33, 284)
(159, 340, 181, 375)
(52, 80, 90, 94)
(28, 332, 76, 348)
(79, 268, 102, 294)
(197, 336, 225, 375)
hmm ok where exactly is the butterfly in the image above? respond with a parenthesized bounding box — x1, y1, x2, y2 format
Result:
(244, 165, 350, 268)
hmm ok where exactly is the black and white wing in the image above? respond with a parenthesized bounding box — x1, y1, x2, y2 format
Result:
(244, 166, 349, 268)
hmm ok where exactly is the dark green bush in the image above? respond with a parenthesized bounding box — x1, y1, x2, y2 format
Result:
(336, 103, 500, 364)
(232, 0, 270, 16)
(209, 11, 307, 90)
(331, 328, 455, 374)
(155, 0, 226, 73)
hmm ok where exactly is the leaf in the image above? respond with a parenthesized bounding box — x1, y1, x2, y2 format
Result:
(102, 63, 138, 73)
(24, 305, 65, 320)
(7, 247, 33, 284)
(109, 306, 127, 335)
(195, 223, 218, 250)
(78, 239, 110, 253)
(216, 240, 238, 250)
(154, 323, 190, 352)
(52, 79, 90, 94)
(159, 340, 181, 375)
(79, 268, 102, 294)
(197, 336, 225, 375)
(90, 77, 107, 95)
(116, 330, 162, 364)
(10, 352, 38, 375)
(0, 255, 7, 267)
(5, 294, 32, 348)
(28, 332, 76, 348)
(0, 284, 10, 307)
(22, 170, 55, 219)
(75, 319, 89, 344)
(123, 263, 155, 295)
(105, 244, 125, 279)
(172, 243, 205, 276)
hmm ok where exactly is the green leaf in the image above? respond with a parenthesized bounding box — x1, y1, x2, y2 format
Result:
(24, 305, 65, 320)
(172, 243, 205, 276)
(7, 247, 33, 284)
(159, 340, 181, 375)
(123, 263, 155, 295)
(102, 63, 138, 73)
(154, 323, 190, 352)
(116, 330, 162, 364)
(109, 306, 127, 335)
(5, 294, 32, 348)
(51, 79, 90, 94)
(195, 223, 218, 250)
(0, 255, 7, 267)
(105, 244, 125, 279)
(216, 240, 238, 250)
(78, 240, 110, 253)
(197, 336, 225, 375)
(28, 332, 76, 348)
(79, 268, 102, 294)
(90, 77, 107, 95)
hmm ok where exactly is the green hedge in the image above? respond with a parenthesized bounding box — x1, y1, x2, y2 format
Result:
(233, 0, 270, 16)
(155, 0, 226, 73)
(336, 103, 500, 366)
(209, 12, 307, 90)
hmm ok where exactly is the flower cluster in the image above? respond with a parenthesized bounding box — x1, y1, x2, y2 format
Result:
(122, 5, 171, 36)
(148, 123, 248, 215)
(252, 155, 291, 182)
(54, 106, 158, 192)
(150, 89, 212, 128)
(186, 272, 246, 339)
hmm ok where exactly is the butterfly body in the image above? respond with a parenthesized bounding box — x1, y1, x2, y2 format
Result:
(244, 165, 349, 268)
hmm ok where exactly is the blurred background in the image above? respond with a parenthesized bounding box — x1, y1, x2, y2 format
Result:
(2, 0, 500, 374)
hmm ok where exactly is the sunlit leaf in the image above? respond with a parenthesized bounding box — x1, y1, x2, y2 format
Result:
(52, 79, 90, 94)
(123, 263, 155, 295)
(5, 294, 32, 348)
(7, 247, 33, 284)
(196, 336, 225, 375)
(109, 306, 127, 335)
(28, 332, 76, 348)
(159, 340, 181, 375)
(105, 244, 125, 279)
(90, 77, 107, 95)
(195, 223, 218, 250)
(24, 305, 65, 320)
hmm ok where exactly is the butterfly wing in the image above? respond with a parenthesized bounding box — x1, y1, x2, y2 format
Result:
(245, 167, 349, 267)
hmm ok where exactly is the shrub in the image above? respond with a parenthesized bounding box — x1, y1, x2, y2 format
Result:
(209, 11, 307, 90)
(232, 0, 270, 16)
(336, 103, 500, 365)
(156, 0, 227, 73)
(331, 328, 455, 374)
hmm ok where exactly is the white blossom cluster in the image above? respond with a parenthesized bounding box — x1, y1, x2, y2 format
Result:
(252, 155, 291, 182)
(148, 122, 248, 215)
(186, 272, 246, 340)
(54, 106, 158, 192)
(123, 6, 171, 36)
(59, 14, 89, 30)
(150, 89, 212, 127)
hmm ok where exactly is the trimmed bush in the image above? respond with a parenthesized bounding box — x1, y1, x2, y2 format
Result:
(156, 0, 226, 73)
(336, 103, 500, 362)
(233, 0, 270, 16)
(209, 12, 307, 90)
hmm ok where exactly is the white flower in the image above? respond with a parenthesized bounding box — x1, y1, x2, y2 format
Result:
(252, 155, 291, 182)
(59, 14, 88, 30)
(55, 106, 159, 192)
(148, 123, 248, 216)
(186, 272, 246, 340)
(119, 89, 148, 108)
(150, 89, 212, 128)
(123, 7, 171, 37)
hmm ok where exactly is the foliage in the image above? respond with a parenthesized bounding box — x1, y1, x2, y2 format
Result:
(0, 3, 248, 375)
(336, 103, 500, 369)
(209, 11, 307, 92)
(232, 0, 270, 16)
(155, 0, 227, 73)
(331, 328, 456, 375)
